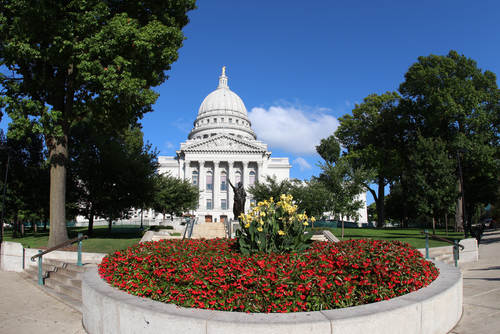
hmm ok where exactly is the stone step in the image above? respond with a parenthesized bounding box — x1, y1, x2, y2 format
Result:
(22, 258, 99, 313)
(22, 274, 83, 313)
(44, 276, 82, 301)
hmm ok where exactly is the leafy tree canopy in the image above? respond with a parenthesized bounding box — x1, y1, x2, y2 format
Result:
(0, 0, 196, 246)
(247, 175, 293, 204)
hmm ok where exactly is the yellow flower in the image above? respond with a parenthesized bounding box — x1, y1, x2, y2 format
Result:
(260, 211, 266, 217)
(303, 222, 309, 226)
(245, 223, 250, 228)
(278, 230, 285, 235)
(259, 219, 264, 225)
(257, 227, 263, 232)
(311, 217, 316, 222)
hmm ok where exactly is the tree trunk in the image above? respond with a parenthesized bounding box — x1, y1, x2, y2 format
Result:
(107, 218, 113, 238)
(47, 136, 69, 248)
(377, 177, 386, 228)
(87, 205, 94, 237)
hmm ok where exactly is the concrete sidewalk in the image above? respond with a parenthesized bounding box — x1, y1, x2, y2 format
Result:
(0, 269, 85, 334)
(450, 228, 500, 333)
(0, 228, 498, 334)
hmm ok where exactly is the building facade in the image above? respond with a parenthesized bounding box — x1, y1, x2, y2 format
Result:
(158, 69, 291, 223)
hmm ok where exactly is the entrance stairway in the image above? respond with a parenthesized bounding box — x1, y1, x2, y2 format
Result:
(23, 258, 99, 312)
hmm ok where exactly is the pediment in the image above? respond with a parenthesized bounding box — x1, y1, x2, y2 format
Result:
(182, 135, 266, 153)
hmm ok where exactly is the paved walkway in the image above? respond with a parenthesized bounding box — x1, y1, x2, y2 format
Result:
(450, 228, 500, 333)
(0, 269, 85, 333)
(0, 228, 498, 334)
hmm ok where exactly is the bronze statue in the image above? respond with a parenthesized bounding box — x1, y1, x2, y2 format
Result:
(228, 180, 246, 220)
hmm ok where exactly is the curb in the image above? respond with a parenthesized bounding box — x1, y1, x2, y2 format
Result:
(82, 260, 462, 334)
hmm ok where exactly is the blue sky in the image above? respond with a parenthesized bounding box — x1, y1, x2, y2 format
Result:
(2, 1, 500, 205)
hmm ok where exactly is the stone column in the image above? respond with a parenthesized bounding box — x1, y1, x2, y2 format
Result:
(179, 159, 185, 180)
(214, 161, 220, 211)
(199, 161, 205, 209)
(228, 161, 234, 214)
(257, 161, 263, 183)
(185, 160, 190, 181)
(242, 161, 249, 213)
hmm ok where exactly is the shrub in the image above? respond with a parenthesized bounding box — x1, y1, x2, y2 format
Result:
(236, 194, 314, 254)
(98, 238, 439, 313)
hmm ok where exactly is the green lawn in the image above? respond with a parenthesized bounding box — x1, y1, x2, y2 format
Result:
(312, 226, 465, 249)
(3, 224, 466, 255)
(2, 225, 142, 254)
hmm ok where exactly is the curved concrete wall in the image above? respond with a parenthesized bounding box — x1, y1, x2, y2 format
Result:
(82, 260, 462, 334)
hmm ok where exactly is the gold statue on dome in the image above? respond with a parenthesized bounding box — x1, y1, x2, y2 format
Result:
(222, 66, 226, 76)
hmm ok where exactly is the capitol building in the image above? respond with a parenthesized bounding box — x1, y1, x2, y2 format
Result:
(158, 68, 291, 223)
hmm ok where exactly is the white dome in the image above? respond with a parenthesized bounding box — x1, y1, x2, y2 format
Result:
(198, 74, 247, 116)
(188, 69, 257, 141)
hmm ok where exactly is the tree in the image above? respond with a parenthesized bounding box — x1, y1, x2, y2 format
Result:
(0, 126, 49, 237)
(335, 92, 403, 227)
(316, 158, 369, 238)
(290, 179, 333, 221)
(315, 135, 341, 164)
(247, 175, 293, 204)
(399, 50, 500, 237)
(151, 173, 199, 221)
(68, 120, 159, 237)
(405, 135, 458, 233)
(0, 0, 196, 247)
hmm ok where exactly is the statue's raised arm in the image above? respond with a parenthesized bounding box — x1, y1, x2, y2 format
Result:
(228, 179, 236, 191)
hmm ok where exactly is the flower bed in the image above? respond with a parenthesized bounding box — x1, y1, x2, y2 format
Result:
(98, 238, 438, 313)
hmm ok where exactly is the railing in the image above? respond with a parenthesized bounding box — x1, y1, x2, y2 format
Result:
(420, 230, 464, 267)
(182, 218, 196, 239)
(30, 233, 88, 285)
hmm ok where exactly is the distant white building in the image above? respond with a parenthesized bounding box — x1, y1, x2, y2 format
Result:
(158, 68, 291, 223)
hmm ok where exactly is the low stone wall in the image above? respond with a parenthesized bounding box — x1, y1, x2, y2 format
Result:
(417, 237, 478, 263)
(82, 260, 462, 334)
(1, 241, 107, 272)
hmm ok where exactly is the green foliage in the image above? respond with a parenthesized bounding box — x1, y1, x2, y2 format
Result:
(316, 158, 370, 223)
(0, 126, 49, 231)
(290, 179, 333, 220)
(247, 174, 293, 203)
(151, 173, 200, 220)
(399, 50, 500, 233)
(68, 120, 159, 236)
(335, 92, 402, 227)
(235, 195, 314, 254)
(0, 0, 196, 246)
(316, 135, 341, 164)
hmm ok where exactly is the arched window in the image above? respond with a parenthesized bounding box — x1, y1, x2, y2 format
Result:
(220, 171, 227, 191)
(206, 171, 213, 191)
(192, 171, 199, 187)
(249, 171, 256, 186)
(235, 171, 241, 185)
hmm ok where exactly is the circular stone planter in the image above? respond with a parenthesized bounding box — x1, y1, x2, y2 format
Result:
(82, 260, 462, 334)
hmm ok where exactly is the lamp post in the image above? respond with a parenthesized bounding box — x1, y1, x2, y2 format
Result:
(457, 149, 469, 238)
(0, 145, 11, 244)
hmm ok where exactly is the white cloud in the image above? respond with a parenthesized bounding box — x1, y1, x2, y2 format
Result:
(163, 141, 174, 153)
(292, 157, 312, 172)
(248, 104, 339, 155)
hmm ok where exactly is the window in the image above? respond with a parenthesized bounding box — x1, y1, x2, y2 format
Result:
(220, 171, 227, 191)
(207, 119, 209, 124)
(221, 199, 227, 210)
(206, 171, 213, 191)
(221, 118, 224, 123)
(192, 171, 199, 186)
(249, 171, 256, 186)
(235, 171, 241, 184)
(214, 118, 217, 123)
(206, 199, 212, 210)
(236, 120, 239, 124)
(229, 118, 232, 123)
